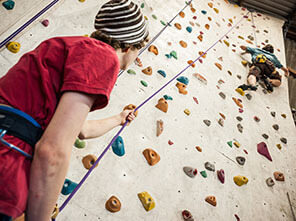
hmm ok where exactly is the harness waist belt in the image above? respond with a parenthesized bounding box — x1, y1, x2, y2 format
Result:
(0, 105, 43, 147)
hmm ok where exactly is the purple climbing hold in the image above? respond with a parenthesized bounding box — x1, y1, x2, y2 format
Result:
(217, 169, 225, 184)
(257, 142, 272, 161)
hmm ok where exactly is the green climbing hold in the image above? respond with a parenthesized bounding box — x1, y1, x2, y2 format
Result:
(127, 69, 136, 75)
(141, 3, 144, 8)
(170, 51, 178, 59)
(227, 141, 233, 147)
(2, 0, 15, 10)
(200, 170, 207, 178)
(161, 20, 166, 26)
(152, 15, 157, 20)
(74, 138, 86, 149)
(141, 80, 148, 87)
(163, 95, 173, 100)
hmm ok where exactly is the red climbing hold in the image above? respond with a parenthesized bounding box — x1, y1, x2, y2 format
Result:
(193, 97, 199, 104)
(168, 140, 174, 145)
(235, 214, 240, 221)
(243, 149, 248, 154)
(257, 142, 272, 161)
(217, 169, 225, 184)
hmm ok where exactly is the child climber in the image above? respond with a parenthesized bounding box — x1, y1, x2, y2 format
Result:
(0, 0, 148, 220)
(237, 44, 289, 93)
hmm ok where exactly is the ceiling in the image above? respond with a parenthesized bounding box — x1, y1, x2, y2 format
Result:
(229, 0, 296, 40)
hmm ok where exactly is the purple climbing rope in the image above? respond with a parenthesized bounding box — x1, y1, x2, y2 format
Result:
(251, 11, 258, 47)
(0, 0, 60, 49)
(118, 0, 193, 77)
(53, 11, 250, 220)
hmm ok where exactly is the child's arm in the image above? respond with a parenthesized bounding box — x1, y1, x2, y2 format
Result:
(281, 67, 289, 77)
(78, 110, 136, 140)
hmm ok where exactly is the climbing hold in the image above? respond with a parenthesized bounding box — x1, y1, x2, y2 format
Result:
(257, 142, 272, 161)
(276, 144, 282, 150)
(141, 80, 148, 87)
(281, 114, 286, 118)
(223, 40, 230, 47)
(200, 170, 207, 178)
(247, 35, 254, 41)
(218, 118, 224, 127)
(127, 69, 136, 75)
(165, 54, 172, 59)
(254, 116, 260, 122)
(201, 10, 207, 15)
(280, 137, 287, 144)
(187, 60, 195, 68)
(82, 154, 98, 170)
(111, 136, 125, 157)
(236, 156, 246, 165)
(6, 42, 20, 53)
(177, 76, 189, 85)
(235, 88, 245, 96)
(61, 178, 78, 195)
(174, 23, 182, 30)
(205, 162, 215, 172)
(155, 98, 168, 113)
(156, 120, 164, 137)
(234, 214, 240, 221)
(123, 104, 138, 117)
(205, 196, 217, 207)
(266, 177, 275, 187)
(227, 70, 233, 76)
(243, 149, 248, 154)
(193, 97, 198, 104)
(233, 175, 248, 186)
(182, 210, 194, 221)
(219, 113, 226, 119)
(234, 141, 240, 148)
(232, 98, 243, 108)
(41, 19, 49, 27)
(2, 0, 15, 10)
(237, 124, 243, 133)
(213, 8, 219, 13)
(79, 0, 85, 2)
(189, 21, 195, 26)
(241, 60, 248, 66)
(197, 35, 203, 42)
(219, 92, 226, 99)
(185, 26, 192, 34)
(140, 3, 144, 8)
(170, 51, 178, 59)
(163, 95, 172, 100)
(215, 63, 222, 70)
(74, 138, 86, 149)
(218, 57, 223, 62)
(176, 82, 188, 95)
(262, 134, 269, 139)
(183, 166, 198, 178)
(217, 169, 225, 184)
(272, 124, 279, 130)
(273, 171, 285, 181)
(179, 40, 188, 48)
(143, 148, 160, 166)
(229, 18, 233, 23)
(193, 16, 197, 20)
(142, 66, 152, 75)
(199, 51, 207, 59)
(196, 146, 202, 152)
(184, 109, 190, 116)
(193, 73, 207, 85)
(203, 120, 211, 127)
(190, 7, 196, 13)
(160, 20, 166, 26)
(152, 14, 157, 20)
(157, 70, 166, 78)
(134, 57, 143, 67)
(168, 140, 174, 145)
(236, 116, 242, 121)
(148, 45, 158, 55)
(239, 108, 244, 113)
(227, 141, 232, 147)
(105, 196, 121, 213)
(208, 2, 213, 8)
(138, 191, 155, 211)
(179, 11, 185, 18)
(205, 24, 210, 30)
(246, 94, 252, 100)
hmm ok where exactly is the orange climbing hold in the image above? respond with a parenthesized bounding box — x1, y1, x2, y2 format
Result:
(205, 196, 217, 207)
(205, 24, 210, 30)
(232, 97, 243, 108)
(143, 148, 160, 166)
(148, 45, 158, 55)
(142, 66, 152, 75)
(176, 82, 188, 95)
(174, 23, 182, 30)
(156, 120, 164, 137)
(155, 98, 168, 112)
(190, 7, 196, 13)
(219, 113, 226, 120)
(196, 146, 202, 152)
(215, 63, 222, 70)
(197, 35, 203, 42)
(82, 154, 98, 170)
(179, 40, 187, 48)
(223, 40, 230, 47)
(188, 60, 195, 68)
(179, 11, 185, 18)
(105, 196, 121, 213)
(246, 40, 253, 44)
(199, 51, 206, 58)
(123, 104, 138, 117)
(208, 2, 213, 8)
(213, 8, 219, 13)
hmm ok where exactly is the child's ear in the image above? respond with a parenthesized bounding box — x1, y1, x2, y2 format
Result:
(121, 48, 130, 53)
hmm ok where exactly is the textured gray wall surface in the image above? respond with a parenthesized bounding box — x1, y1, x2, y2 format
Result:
(285, 38, 296, 109)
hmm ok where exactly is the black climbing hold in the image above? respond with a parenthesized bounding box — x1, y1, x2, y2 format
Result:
(236, 156, 246, 165)
(204, 162, 215, 172)
(262, 134, 269, 139)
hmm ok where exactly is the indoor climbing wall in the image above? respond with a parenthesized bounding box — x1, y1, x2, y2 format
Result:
(1, 0, 296, 220)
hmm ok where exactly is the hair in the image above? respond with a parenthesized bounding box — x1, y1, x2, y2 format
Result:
(262, 44, 274, 53)
(90, 30, 149, 51)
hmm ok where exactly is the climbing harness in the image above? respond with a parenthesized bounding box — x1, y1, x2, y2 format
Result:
(52, 10, 250, 220)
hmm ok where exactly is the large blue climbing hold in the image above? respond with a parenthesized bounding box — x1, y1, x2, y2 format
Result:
(157, 70, 166, 78)
(61, 179, 78, 195)
(186, 26, 192, 33)
(177, 76, 189, 85)
(201, 10, 207, 15)
(2, 0, 15, 10)
(112, 136, 125, 157)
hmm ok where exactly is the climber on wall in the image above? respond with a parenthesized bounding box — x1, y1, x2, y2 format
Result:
(0, 0, 148, 220)
(236, 44, 289, 93)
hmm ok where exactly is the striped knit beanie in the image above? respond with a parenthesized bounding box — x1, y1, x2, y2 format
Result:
(94, 0, 148, 45)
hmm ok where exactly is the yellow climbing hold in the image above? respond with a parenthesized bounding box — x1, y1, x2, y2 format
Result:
(213, 8, 219, 14)
(184, 109, 190, 116)
(234, 4, 239, 7)
(138, 191, 155, 211)
(79, 0, 85, 2)
(83, 34, 89, 37)
(236, 88, 245, 96)
(276, 144, 282, 150)
(241, 60, 248, 66)
(233, 175, 248, 186)
(229, 18, 233, 23)
(6, 42, 21, 53)
(144, 16, 148, 20)
(247, 18, 251, 22)
(238, 35, 244, 40)
(223, 40, 230, 47)
(234, 141, 240, 148)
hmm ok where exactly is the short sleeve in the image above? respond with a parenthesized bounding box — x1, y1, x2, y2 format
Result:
(272, 55, 283, 68)
(61, 39, 119, 111)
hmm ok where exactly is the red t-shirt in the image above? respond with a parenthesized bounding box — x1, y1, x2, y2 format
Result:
(0, 36, 119, 217)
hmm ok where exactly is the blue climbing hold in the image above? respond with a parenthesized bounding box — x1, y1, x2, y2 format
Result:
(157, 70, 166, 78)
(61, 179, 78, 195)
(112, 136, 125, 157)
(163, 95, 173, 100)
(201, 10, 207, 15)
(2, 0, 15, 10)
(177, 76, 189, 85)
(165, 54, 172, 59)
(186, 26, 192, 33)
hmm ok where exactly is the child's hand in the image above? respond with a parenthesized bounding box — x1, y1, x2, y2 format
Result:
(119, 110, 136, 126)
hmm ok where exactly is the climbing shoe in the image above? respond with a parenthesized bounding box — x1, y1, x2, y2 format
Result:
(238, 84, 258, 91)
(263, 78, 273, 92)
